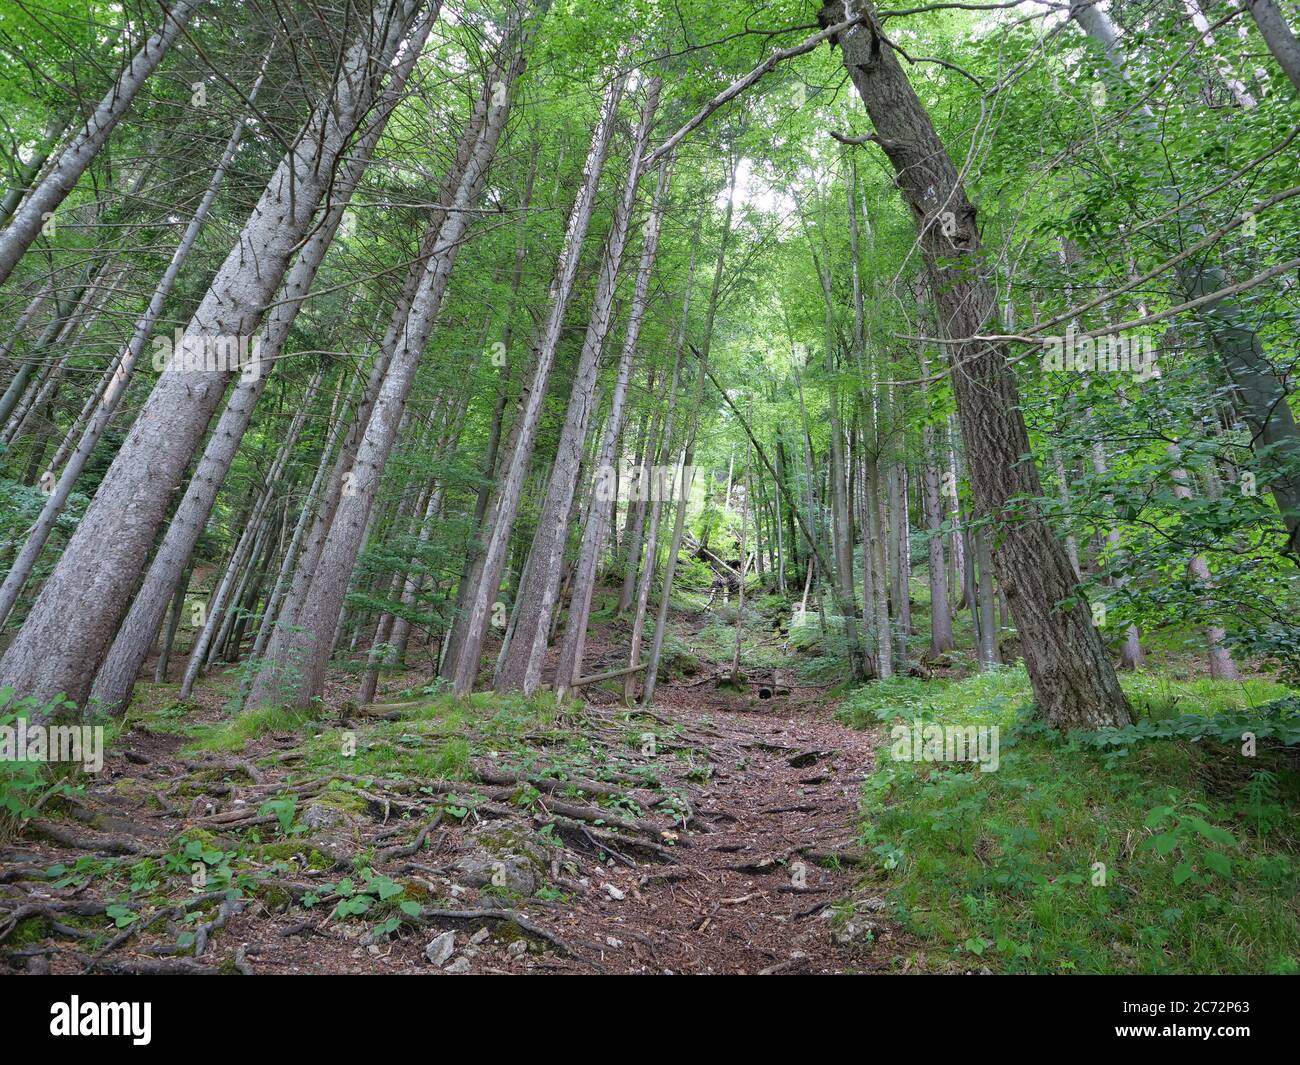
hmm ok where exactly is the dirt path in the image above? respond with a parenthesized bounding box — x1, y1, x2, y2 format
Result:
(547, 681, 897, 974)
(1, 602, 907, 975)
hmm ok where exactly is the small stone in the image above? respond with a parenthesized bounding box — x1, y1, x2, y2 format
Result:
(366, 944, 382, 957)
(469, 928, 490, 946)
(444, 956, 472, 974)
(424, 931, 456, 967)
(301, 803, 344, 830)
(605, 936, 623, 948)
(603, 883, 625, 901)
(507, 940, 527, 957)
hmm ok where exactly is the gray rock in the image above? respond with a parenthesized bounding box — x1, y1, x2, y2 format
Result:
(301, 803, 345, 830)
(454, 853, 536, 896)
(424, 931, 456, 967)
(444, 956, 472, 974)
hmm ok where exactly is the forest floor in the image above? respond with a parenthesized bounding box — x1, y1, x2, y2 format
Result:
(6, 582, 1298, 975)
(0, 585, 930, 975)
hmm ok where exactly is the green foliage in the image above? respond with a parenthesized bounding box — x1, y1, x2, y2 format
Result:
(847, 669, 1300, 973)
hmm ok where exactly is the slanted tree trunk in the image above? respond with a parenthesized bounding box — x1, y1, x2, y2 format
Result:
(287, 34, 529, 707)
(2, 0, 428, 715)
(0, 114, 68, 225)
(496, 79, 661, 695)
(0, 0, 202, 286)
(89, 8, 436, 714)
(555, 160, 671, 696)
(448, 64, 626, 696)
(822, 0, 1131, 729)
(0, 66, 268, 629)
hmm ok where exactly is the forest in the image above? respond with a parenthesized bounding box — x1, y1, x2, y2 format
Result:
(0, 0, 1297, 984)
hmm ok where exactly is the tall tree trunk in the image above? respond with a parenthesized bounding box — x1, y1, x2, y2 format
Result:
(88, 7, 436, 713)
(555, 160, 671, 695)
(497, 79, 661, 694)
(0, 0, 202, 286)
(2, 0, 427, 715)
(448, 64, 626, 696)
(822, 0, 1131, 729)
(0, 65, 268, 629)
(287, 33, 529, 707)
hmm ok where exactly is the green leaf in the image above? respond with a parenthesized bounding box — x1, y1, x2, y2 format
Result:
(1202, 850, 1232, 878)
(1144, 805, 1174, 828)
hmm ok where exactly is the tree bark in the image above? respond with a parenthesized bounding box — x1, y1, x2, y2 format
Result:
(496, 79, 661, 695)
(448, 63, 627, 696)
(2, 0, 428, 715)
(1246, 0, 1300, 93)
(822, 0, 1131, 729)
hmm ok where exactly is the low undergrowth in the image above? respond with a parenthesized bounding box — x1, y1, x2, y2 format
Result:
(841, 667, 1300, 973)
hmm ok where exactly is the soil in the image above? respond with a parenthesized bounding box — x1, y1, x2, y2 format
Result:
(0, 593, 921, 975)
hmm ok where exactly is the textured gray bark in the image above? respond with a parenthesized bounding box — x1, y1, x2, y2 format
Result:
(87, 9, 435, 714)
(0, 69, 265, 629)
(449, 67, 626, 696)
(845, 159, 892, 675)
(285, 35, 527, 707)
(824, 0, 1131, 728)
(0, 0, 202, 287)
(257, 33, 495, 707)
(247, 374, 357, 670)
(626, 356, 683, 703)
(617, 401, 658, 615)
(496, 79, 661, 695)
(555, 161, 672, 694)
(1, 0, 426, 715)
(179, 371, 320, 697)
